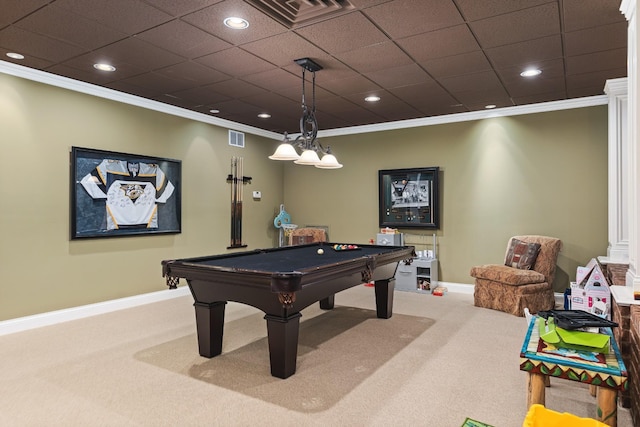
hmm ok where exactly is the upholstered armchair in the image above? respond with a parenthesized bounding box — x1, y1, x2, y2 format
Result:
(470, 235, 562, 317)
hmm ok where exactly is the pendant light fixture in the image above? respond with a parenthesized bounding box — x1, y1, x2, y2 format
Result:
(269, 58, 342, 169)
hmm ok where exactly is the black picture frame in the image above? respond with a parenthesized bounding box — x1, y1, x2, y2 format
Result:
(70, 146, 181, 239)
(378, 167, 439, 229)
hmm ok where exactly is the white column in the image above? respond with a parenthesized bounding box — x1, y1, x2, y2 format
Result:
(604, 78, 629, 261)
(621, 0, 640, 298)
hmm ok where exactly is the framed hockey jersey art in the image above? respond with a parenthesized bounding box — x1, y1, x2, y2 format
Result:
(71, 146, 181, 239)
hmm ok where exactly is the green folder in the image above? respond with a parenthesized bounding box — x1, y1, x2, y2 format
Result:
(538, 317, 610, 354)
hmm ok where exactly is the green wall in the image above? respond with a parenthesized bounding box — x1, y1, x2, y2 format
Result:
(282, 107, 609, 292)
(0, 70, 609, 321)
(0, 73, 284, 321)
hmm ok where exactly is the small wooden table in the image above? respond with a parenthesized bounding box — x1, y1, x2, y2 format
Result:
(520, 317, 628, 426)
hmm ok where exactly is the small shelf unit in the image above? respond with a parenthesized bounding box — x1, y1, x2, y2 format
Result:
(395, 258, 438, 293)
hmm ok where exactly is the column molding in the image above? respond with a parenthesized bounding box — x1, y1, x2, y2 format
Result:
(604, 78, 629, 262)
(620, 0, 640, 294)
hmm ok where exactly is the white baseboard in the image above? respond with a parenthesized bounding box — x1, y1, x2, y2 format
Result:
(0, 282, 565, 337)
(438, 282, 475, 295)
(0, 286, 191, 337)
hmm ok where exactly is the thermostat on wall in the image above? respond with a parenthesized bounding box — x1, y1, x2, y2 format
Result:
(252, 191, 262, 200)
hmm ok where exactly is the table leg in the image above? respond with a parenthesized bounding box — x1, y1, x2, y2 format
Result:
(527, 373, 546, 407)
(319, 294, 335, 310)
(374, 279, 394, 319)
(194, 301, 227, 358)
(597, 387, 618, 427)
(264, 312, 302, 379)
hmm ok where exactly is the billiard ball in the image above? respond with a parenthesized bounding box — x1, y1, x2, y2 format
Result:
(317, 248, 324, 255)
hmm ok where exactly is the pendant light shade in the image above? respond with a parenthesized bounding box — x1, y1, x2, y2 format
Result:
(268, 142, 300, 160)
(294, 149, 321, 165)
(316, 153, 343, 169)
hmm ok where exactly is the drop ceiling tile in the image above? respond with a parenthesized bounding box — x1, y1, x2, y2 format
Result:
(1, 50, 52, 69)
(318, 74, 381, 96)
(77, 38, 184, 70)
(564, 22, 627, 57)
(364, 63, 433, 89)
(207, 78, 269, 99)
(213, 98, 264, 115)
(335, 41, 414, 73)
(349, 0, 393, 8)
(566, 68, 627, 92)
(453, 85, 511, 106)
(135, 20, 231, 58)
(0, 0, 50, 28)
(240, 68, 300, 91)
(421, 51, 492, 79)
(469, 2, 560, 49)
(438, 70, 503, 95)
(182, 0, 287, 45)
(170, 85, 231, 105)
(566, 49, 627, 76)
(455, 0, 551, 21)
(513, 91, 566, 106)
(241, 32, 327, 67)
(119, 72, 196, 95)
(106, 80, 169, 99)
(14, 4, 126, 49)
(389, 81, 460, 111)
(142, 0, 223, 17)
(294, 12, 388, 54)
(498, 58, 565, 97)
(364, 0, 463, 39)
(485, 35, 562, 70)
(505, 75, 566, 98)
(46, 63, 120, 85)
(0, 26, 85, 62)
(194, 48, 277, 77)
(54, 0, 173, 35)
(397, 25, 480, 62)
(563, 0, 628, 32)
(155, 61, 230, 85)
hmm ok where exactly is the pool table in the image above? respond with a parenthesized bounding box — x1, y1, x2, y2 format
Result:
(162, 242, 414, 379)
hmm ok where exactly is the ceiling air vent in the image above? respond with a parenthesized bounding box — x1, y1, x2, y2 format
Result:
(246, 0, 354, 29)
(229, 130, 245, 148)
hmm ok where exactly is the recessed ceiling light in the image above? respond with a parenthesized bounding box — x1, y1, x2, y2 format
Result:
(224, 17, 249, 29)
(485, 104, 497, 109)
(520, 69, 542, 77)
(6, 52, 25, 60)
(93, 63, 116, 72)
(209, 109, 220, 114)
(258, 113, 271, 119)
(365, 95, 381, 102)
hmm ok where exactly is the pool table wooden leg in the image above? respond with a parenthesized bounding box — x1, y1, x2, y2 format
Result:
(319, 295, 335, 310)
(374, 279, 394, 319)
(264, 312, 302, 379)
(194, 301, 226, 358)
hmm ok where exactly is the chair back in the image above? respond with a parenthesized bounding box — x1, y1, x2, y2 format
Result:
(507, 235, 562, 284)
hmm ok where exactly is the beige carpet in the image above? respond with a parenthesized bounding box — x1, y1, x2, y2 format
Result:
(0, 286, 633, 426)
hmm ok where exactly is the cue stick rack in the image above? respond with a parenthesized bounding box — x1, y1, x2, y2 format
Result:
(227, 156, 251, 249)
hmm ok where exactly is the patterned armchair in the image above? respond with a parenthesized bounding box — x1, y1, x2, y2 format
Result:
(470, 235, 562, 317)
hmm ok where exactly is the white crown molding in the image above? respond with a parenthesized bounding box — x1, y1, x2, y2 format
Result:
(621, 0, 636, 20)
(316, 95, 610, 138)
(0, 286, 191, 336)
(1, 59, 615, 142)
(605, 77, 629, 96)
(0, 60, 282, 141)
